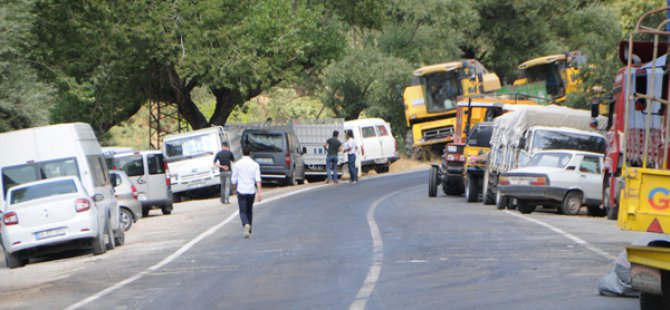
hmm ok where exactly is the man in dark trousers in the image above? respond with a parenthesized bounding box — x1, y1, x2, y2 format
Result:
(213, 142, 235, 204)
(231, 145, 262, 239)
(323, 130, 343, 184)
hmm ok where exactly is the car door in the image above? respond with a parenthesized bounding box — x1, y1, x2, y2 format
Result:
(375, 123, 394, 162)
(145, 153, 168, 202)
(577, 155, 603, 201)
(361, 125, 381, 162)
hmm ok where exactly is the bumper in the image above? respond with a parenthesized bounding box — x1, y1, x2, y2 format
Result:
(260, 166, 289, 178)
(2, 214, 99, 254)
(498, 185, 568, 202)
(361, 156, 399, 167)
(172, 174, 220, 194)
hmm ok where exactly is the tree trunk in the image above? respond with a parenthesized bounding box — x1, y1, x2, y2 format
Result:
(209, 84, 263, 126)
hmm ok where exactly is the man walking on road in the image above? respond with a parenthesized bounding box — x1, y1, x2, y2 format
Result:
(213, 142, 235, 204)
(231, 145, 262, 239)
(323, 130, 343, 184)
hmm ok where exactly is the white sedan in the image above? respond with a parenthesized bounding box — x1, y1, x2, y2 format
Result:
(1, 176, 110, 268)
(497, 150, 604, 216)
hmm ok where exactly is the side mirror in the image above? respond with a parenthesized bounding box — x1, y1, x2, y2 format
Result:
(92, 194, 104, 202)
(109, 173, 121, 187)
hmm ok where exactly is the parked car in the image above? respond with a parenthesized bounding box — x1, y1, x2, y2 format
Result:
(241, 128, 306, 185)
(0, 123, 123, 258)
(110, 171, 142, 231)
(497, 150, 604, 216)
(344, 118, 399, 174)
(109, 150, 173, 217)
(1, 177, 109, 268)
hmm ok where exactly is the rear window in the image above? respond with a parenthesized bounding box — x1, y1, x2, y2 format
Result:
(2, 158, 79, 197)
(147, 154, 165, 175)
(376, 125, 389, 136)
(244, 133, 284, 152)
(115, 155, 144, 177)
(10, 179, 78, 205)
(361, 127, 376, 138)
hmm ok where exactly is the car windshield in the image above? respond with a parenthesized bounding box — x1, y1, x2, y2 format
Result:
(467, 126, 493, 147)
(10, 179, 78, 205)
(531, 130, 606, 154)
(164, 133, 219, 161)
(245, 133, 284, 152)
(525, 153, 573, 168)
(422, 70, 461, 113)
(2, 158, 79, 197)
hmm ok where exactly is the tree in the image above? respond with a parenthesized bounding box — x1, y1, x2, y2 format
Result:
(0, 0, 55, 132)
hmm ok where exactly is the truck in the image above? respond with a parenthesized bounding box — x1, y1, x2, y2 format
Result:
(498, 52, 585, 104)
(403, 60, 502, 158)
(593, 7, 670, 308)
(485, 105, 607, 210)
(163, 126, 229, 202)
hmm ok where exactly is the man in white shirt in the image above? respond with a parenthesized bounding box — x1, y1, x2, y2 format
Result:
(231, 145, 262, 239)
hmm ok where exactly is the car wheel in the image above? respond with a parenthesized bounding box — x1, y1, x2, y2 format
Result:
(465, 176, 478, 203)
(517, 200, 536, 214)
(561, 191, 582, 215)
(428, 166, 438, 197)
(285, 170, 296, 186)
(105, 214, 116, 250)
(119, 208, 133, 231)
(114, 227, 125, 246)
(4, 251, 26, 269)
(496, 191, 508, 210)
(91, 220, 107, 255)
(162, 204, 173, 215)
(374, 165, 390, 174)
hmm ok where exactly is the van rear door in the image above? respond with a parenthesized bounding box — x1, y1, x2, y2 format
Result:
(145, 153, 169, 201)
(361, 125, 381, 162)
(376, 123, 395, 161)
(114, 154, 146, 198)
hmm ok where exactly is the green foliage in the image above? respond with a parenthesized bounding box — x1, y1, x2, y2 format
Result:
(0, 0, 54, 132)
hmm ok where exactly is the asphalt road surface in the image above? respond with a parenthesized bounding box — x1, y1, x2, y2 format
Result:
(0, 170, 642, 309)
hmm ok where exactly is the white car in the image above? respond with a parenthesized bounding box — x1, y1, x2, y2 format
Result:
(1, 177, 110, 268)
(497, 150, 604, 216)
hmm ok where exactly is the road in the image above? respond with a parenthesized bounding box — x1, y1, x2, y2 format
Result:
(0, 170, 641, 309)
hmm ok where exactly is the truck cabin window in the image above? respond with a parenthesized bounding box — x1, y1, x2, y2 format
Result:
(422, 71, 461, 113)
(519, 61, 566, 99)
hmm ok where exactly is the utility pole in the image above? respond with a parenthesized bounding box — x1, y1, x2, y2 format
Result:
(148, 101, 183, 150)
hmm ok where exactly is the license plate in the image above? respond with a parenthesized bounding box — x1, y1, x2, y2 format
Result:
(631, 263, 663, 295)
(256, 158, 273, 164)
(35, 227, 67, 240)
(374, 158, 388, 164)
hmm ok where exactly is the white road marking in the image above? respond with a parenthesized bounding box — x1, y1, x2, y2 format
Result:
(65, 185, 326, 310)
(350, 191, 398, 310)
(503, 210, 616, 261)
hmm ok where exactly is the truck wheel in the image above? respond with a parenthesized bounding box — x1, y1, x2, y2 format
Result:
(428, 166, 438, 197)
(443, 176, 464, 195)
(561, 191, 582, 215)
(517, 200, 536, 214)
(464, 176, 478, 203)
(119, 208, 133, 231)
(4, 252, 26, 269)
(640, 271, 670, 310)
(604, 177, 618, 220)
(496, 191, 508, 210)
(484, 187, 495, 205)
(162, 204, 173, 215)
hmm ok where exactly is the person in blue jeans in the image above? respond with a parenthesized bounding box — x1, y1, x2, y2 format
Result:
(323, 130, 343, 184)
(343, 129, 358, 183)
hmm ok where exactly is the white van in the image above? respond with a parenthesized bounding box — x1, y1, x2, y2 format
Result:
(344, 118, 399, 174)
(163, 126, 229, 201)
(0, 123, 123, 254)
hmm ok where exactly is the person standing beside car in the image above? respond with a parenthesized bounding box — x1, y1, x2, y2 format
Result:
(231, 145, 262, 239)
(213, 142, 235, 204)
(323, 130, 343, 184)
(343, 130, 358, 184)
